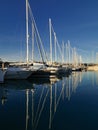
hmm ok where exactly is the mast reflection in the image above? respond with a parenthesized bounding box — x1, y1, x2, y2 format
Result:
(0, 88, 8, 105)
(66, 72, 83, 100)
(0, 72, 84, 130)
(25, 75, 59, 130)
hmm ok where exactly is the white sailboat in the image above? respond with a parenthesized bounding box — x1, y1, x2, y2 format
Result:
(4, 66, 32, 79)
(28, 2, 47, 71)
(5, 0, 48, 80)
(4, 0, 33, 80)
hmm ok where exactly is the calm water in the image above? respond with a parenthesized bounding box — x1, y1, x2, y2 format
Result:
(0, 71, 98, 130)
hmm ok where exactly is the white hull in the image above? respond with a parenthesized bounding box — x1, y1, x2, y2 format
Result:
(4, 63, 46, 80)
(4, 67, 32, 79)
(30, 62, 47, 71)
(46, 66, 59, 74)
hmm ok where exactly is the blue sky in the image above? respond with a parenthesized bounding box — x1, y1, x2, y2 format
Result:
(0, 0, 98, 63)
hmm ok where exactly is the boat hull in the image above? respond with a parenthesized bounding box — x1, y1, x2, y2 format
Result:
(4, 67, 32, 79)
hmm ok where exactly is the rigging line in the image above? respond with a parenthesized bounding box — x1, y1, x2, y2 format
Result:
(34, 21, 48, 63)
(33, 21, 44, 62)
(51, 24, 55, 36)
(28, 3, 43, 56)
(28, 3, 48, 63)
(32, 22, 35, 62)
(56, 38, 63, 59)
(50, 20, 63, 60)
(35, 29, 44, 62)
(50, 20, 56, 37)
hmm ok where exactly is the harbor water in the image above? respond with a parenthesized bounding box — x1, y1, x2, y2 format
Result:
(0, 71, 98, 130)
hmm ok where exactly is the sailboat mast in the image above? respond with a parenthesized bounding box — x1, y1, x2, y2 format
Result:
(26, 0, 29, 64)
(62, 41, 64, 64)
(49, 18, 52, 64)
(54, 32, 57, 63)
(68, 40, 70, 65)
(32, 22, 34, 63)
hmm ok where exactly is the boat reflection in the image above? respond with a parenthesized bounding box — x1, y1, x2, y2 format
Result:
(0, 87, 8, 105)
(66, 71, 83, 100)
(25, 72, 84, 130)
(0, 72, 84, 130)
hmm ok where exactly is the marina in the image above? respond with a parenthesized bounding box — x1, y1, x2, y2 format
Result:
(0, 0, 98, 130)
(0, 0, 87, 83)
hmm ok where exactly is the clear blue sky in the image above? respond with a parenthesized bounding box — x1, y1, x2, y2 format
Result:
(0, 0, 98, 62)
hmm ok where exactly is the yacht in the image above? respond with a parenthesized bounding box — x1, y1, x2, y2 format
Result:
(4, 62, 46, 80)
(4, 66, 32, 79)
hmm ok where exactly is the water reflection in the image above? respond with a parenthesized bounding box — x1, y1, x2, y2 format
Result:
(0, 72, 93, 130)
(0, 88, 8, 105)
(0, 73, 82, 129)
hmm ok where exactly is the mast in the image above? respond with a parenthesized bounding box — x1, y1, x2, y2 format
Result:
(49, 18, 52, 64)
(26, 0, 29, 65)
(54, 32, 56, 62)
(72, 48, 74, 66)
(32, 22, 34, 63)
(66, 43, 68, 65)
(68, 40, 70, 65)
(62, 41, 64, 64)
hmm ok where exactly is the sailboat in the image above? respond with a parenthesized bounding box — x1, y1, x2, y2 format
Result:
(4, 0, 34, 80)
(5, 0, 49, 80)
(4, 66, 33, 79)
